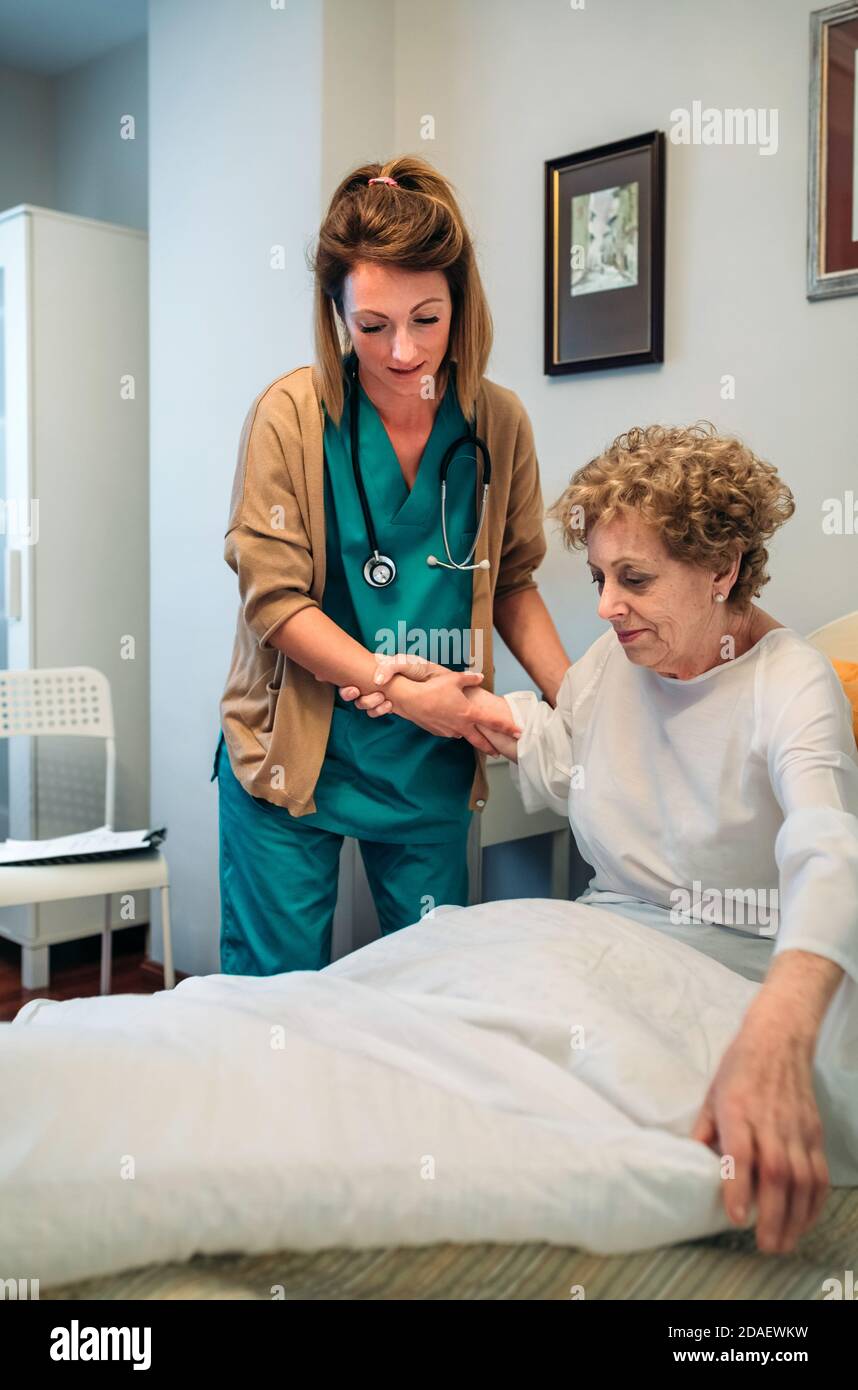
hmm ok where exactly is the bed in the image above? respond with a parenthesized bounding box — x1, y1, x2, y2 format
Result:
(37, 1192, 858, 1300)
(2, 897, 857, 1296)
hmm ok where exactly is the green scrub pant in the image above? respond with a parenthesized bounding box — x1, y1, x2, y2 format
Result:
(212, 733, 471, 975)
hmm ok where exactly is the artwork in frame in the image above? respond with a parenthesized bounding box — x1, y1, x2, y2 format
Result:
(544, 131, 665, 375)
(808, 2, 858, 299)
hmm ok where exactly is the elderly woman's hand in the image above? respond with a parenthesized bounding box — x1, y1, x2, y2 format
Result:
(691, 1004, 830, 1254)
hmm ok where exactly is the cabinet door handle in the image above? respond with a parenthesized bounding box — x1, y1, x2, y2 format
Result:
(6, 547, 21, 621)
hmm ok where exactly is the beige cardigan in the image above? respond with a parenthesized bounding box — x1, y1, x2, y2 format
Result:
(219, 364, 547, 815)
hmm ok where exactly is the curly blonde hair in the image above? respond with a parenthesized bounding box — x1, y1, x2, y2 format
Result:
(310, 154, 492, 426)
(547, 422, 795, 608)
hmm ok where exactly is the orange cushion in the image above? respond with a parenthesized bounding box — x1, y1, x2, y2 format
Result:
(831, 658, 858, 747)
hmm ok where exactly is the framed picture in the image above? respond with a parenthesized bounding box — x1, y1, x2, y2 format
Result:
(544, 131, 665, 375)
(808, 2, 858, 299)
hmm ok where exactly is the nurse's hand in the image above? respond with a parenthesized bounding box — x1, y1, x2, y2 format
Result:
(340, 652, 497, 739)
(388, 667, 521, 750)
(338, 652, 442, 716)
(339, 654, 520, 752)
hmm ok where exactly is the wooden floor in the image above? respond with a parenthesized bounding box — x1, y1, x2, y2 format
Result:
(0, 926, 184, 1022)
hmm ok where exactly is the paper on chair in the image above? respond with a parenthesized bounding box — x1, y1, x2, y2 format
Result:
(0, 825, 167, 865)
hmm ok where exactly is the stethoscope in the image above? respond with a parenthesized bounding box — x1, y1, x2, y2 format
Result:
(346, 353, 492, 588)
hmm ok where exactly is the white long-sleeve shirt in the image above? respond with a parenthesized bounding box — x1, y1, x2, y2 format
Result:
(504, 627, 858, 983)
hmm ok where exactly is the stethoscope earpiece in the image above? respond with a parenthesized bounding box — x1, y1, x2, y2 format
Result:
(347, 353, 492, 586)
(426, 555, 490, 571)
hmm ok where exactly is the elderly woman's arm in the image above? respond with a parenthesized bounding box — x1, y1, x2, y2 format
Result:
(693, 645, 858, 1254)
(746, 950, 845, 1038)
(476, 672, 579, 816)
(691, 949, 843, 1254)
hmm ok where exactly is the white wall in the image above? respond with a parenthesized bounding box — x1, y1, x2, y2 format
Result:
(392, 0, 858, 682)
(54, 37, 147, 230)
(0, 39, 146, 229)
(0, 64, 55, 211)
(149, 0, 326, 974)
(149, 0, 858, 970)
(322, 0, 395, 196)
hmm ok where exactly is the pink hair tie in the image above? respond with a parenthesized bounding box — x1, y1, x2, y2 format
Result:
(368, 176, 398, 186)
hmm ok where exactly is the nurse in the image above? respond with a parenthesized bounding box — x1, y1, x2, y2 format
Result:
(213, 155, 570, 974)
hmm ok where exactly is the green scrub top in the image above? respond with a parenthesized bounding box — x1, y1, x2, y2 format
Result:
(301, 352, 478, 844)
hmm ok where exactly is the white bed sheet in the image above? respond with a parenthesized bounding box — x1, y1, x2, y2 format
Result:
(1, 897, 856, 1288)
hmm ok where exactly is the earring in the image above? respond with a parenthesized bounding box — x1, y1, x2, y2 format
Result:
(714, 592, 726, 603)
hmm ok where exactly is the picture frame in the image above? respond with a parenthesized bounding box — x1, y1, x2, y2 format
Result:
(807, 1, 858, 300)
(544, 130, 665, 375)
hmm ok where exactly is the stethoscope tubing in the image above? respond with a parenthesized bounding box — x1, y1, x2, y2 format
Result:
(347, 353, 491, 584)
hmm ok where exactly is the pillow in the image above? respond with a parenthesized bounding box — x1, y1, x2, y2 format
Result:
(831, 658, 858, 747)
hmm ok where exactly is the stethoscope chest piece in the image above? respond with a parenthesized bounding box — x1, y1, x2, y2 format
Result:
(363, 553, 397, 588)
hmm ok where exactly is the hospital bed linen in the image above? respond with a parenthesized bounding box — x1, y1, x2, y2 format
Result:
(2, 898, 856, 1288)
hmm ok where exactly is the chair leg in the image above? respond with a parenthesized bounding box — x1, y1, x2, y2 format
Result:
(22, 944, 49, 991)
(100, 893, 112, 995)
(161, 884, 175, 989)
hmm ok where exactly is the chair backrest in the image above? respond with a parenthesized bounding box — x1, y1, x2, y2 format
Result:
(0, 667, 117, 829)
(0, 667, 115, 740)
(805, 610, 858, 663)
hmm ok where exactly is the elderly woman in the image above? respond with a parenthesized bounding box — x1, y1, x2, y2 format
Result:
(346, 422, 858, 1256)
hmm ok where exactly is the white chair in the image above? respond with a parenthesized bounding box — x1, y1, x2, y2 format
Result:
(806, 610, 858, 662)
(0, 666, 174, 994)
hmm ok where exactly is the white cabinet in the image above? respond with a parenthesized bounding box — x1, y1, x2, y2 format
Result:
(0, 205, 149, 987)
